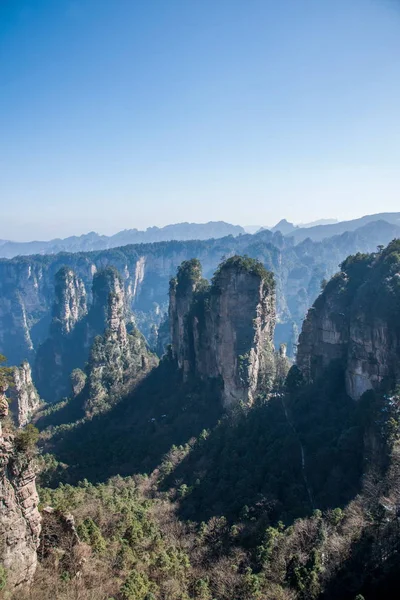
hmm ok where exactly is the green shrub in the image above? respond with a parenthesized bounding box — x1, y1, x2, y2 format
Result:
(14, 424, 39, 453)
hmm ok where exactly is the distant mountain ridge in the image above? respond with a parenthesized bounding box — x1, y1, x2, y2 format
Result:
(0, 221, 245, 259)
(276, 212, 400, 243)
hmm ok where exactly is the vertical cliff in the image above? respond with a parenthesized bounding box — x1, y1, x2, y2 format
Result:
(51, 267, 87, 335)
(83, 269, 158, 416)
(34, 267, 88, 402)
(169, 259, 205, 375)
(169, 256, 276, 407)
(9, 362, 41, 427)
(0, 388, 41, 590)
(297, 241, 400, 399)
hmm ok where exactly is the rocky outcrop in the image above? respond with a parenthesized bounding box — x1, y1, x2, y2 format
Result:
(297, 241, 400, 399)
(0, 224, 398, 368)
(0, 391, 41, 589)
(9, 362, 41, 427)
(83, 269, 158, 416)
(34, 267, 119, 402)
(169, 259, 204, 374)
(170, 256, 276, 407)
(52, 267, 87, 336)
(34, 267, 89, 402)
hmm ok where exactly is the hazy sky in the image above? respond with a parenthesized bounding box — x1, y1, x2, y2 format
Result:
(1, 0, 400, 241)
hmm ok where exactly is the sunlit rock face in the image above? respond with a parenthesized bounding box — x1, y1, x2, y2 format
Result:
(170, 257, 276, 407)
(0, 392, 41, 589)
(10, 362, 40, 427)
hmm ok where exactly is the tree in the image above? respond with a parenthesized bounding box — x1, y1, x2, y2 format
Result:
(14, 424, 39, 453)
(0, 354, 13, 392)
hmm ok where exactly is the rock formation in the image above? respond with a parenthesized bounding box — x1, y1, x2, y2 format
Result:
(9, 362, 41, 427)
(52, 267, 87, 335)
(169, 259, 204, 375)
(83, 269, 158, 416)
(0, 387, 41, 589)
(0, 223, 398, 368)
(34, 265, 158, 406)
(170, 256, 276, 407)
(34, 267, 89, 402)
(297, 241, 400, 399)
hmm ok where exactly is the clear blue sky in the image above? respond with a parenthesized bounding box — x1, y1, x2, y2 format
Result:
(1, 0, 400, 240)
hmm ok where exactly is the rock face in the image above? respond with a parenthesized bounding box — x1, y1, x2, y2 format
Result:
(10, 362, 41, 427)
(169, 259, 204, 375)
(34, 267, 89, 402)
(0, 224, 399, 368)
(297, 241, 400, 399)
(83, 269, 158, 416)
(0, 392, 41, 589)
(52, 267, 87, 336)
(170, 257, 276, 407)
(34, 265, 158, 405)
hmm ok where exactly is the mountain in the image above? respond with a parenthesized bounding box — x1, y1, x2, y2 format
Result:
(286, 212, 400, 243)
(2, 241, 400, 598)
(297, 238, 400, 399)
(0, 221, 245, 259)
(271, 218, 297, 234)
(169, 257, 277, 406)
(34, 266, 157, 404)
(298, 218, 338, 228)
(1, 220, 400, 371)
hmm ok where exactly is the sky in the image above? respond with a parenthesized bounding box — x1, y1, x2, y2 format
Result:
(1, 0, 400, 241)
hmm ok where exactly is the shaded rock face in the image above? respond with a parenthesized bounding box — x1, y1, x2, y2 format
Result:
(296, 281, 349, 384)
(297, 243, 400, 399)
(0, 396, 41, 589)
(169, 259, 203, 375)
(170, 257, 276, 407)
(10, 362, 40, 427)
(345, 317, 397, 399)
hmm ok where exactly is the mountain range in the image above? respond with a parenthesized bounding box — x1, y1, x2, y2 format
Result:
(1, 212, 400, 259)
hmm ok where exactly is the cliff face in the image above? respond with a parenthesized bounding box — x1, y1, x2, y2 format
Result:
(34, 267, 89, 402)
(0, 224, 397, 368)
(297, 241, 400, 399)
(10, 362, 41, 427)
(52, 267, 87, 336)
(170, 257, 276, 407)
(169, 259, 204, 375)
(83, 268, 158, 416)
(34, 267, 125, 402)
(0, 391, 41, 589)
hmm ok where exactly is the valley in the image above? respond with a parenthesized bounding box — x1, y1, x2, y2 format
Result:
(1, 232, 400, 599)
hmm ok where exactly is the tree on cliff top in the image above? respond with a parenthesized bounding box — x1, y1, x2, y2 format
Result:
(0, 354, 13, 391)
(212, 255, 275, 290)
